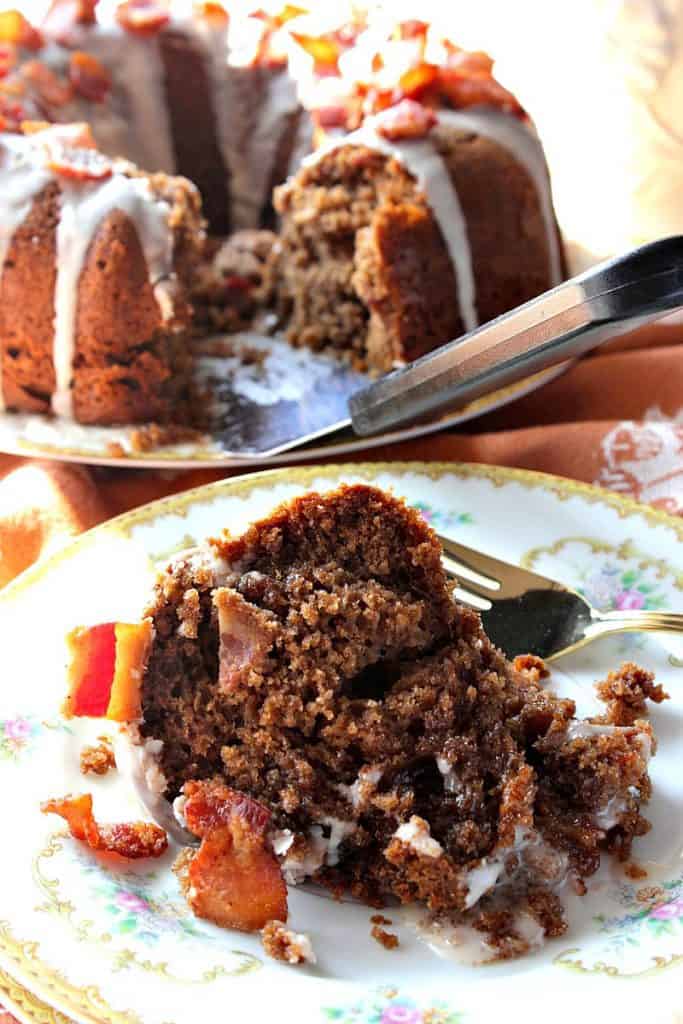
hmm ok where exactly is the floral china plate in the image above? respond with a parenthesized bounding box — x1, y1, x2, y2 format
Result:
(0, 462, 682, 1024)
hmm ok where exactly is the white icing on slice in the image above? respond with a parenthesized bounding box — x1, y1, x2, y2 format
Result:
(305, 112, 479, 332)
(393, 815, 444, 858)
(0, 137, 52, 411)
(53, 163, 175, 418)
(436, 109, 563, 285)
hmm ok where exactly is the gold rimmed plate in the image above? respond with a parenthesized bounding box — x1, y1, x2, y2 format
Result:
(1, 462, 681, 1024)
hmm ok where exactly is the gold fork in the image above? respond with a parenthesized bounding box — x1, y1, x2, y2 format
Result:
(437, 533, 683, 660)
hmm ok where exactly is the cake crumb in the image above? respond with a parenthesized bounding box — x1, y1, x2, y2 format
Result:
(513, 654, 549, 683)
(261, 920, 316, 965)
(625, 862, 648, 880)
(129, 422, 204, 454)
(370, 914, 392, 925)
(595, 662, 669, 726)
(79, 738, 116, 776)
(371, 924, 399, 949)
(105, 441, 126, 458)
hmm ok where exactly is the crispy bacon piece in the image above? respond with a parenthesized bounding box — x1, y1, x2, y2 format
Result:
(42, 0, 99, 43)
(69, 52, 111, 103)
(116, 0, 170, 37)
(0, 10, 43, 51)
(438, 64, 524, 117)
(398, 20, 429, 42)
(376, 98, 437, 141)
(63, 619, 153, 720)
(41, 793, 168, 858)
(290, 31, 341, 75)
(179, 780, 288, 932)
(0, 43, 17, 78)
(398, 61, 438, 102)
(214, 588, 276, 693)
(194, 2, 229, 26)
(21, 60, 74, 107)
(0, 90, 25, 131)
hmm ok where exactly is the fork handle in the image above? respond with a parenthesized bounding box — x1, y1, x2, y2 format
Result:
(584, 609, 683, 640)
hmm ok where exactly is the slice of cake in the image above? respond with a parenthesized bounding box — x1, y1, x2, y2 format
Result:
(275, 38, 564, 371)
(63, 485, 660, 956)
(0, 121, 204, 424)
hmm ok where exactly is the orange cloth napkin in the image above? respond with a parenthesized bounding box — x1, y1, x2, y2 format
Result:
(0, 324, 681, 591)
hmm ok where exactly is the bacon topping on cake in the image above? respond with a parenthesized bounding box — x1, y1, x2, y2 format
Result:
(41, 793, 168, 858)
(69, 52, 112, 103)
(116, 0, 171, 36)
(177, 780, 288, 932)
(376, 98, 437, 141)
(0, 10, 43, 51)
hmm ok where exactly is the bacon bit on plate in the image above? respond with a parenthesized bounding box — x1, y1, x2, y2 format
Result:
(42, 0, 99, 43)
(69, 52, 112, 103)
(20, 60, 74, 107)
(193, 2, 229, 26)
(376, 98, 437, 141)
(41, 793, 168, 859)
(0, 43, 17, 78)
(63, 619, 153, 719)
(0, 10, 43, 51)
(62, 619, 153, 718)
(116, 0, 170, 37)
(179, 779, 288, 932)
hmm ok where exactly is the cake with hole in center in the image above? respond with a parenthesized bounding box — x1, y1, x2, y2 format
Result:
(62, 484, 662, 957)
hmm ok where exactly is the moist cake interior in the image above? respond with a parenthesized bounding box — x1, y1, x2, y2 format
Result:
(139, 484, 657, 956)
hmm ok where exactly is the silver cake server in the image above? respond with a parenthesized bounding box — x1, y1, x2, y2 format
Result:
(213, 236, 683, 456)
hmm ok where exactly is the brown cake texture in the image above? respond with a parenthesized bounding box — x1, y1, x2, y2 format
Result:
(275, 109, 563, 372)
(135, 484, 659, 954)
(0, 124, 204, 424)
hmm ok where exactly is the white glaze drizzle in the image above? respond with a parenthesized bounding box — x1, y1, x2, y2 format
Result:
(305, 112, 479, 332)
(0, 136, 52, 411)
(0, 134, 176, 418)
(55, 17, 177, 174)
(435, 108, 563, 285)
(52, 163, 175, 418)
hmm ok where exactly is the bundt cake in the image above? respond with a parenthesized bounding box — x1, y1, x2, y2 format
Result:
(0, 122, 203, 423)
(63, 485, 662, 956)
(0, 2, 312, 234)
(0, 6, 566, 428)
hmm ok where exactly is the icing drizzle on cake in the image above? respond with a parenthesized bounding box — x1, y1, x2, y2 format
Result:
(0, 134, 176, 418)
(305, 105, 563, 334)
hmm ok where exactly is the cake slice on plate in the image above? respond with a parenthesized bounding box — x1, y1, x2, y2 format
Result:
(62, 484, 660, 958)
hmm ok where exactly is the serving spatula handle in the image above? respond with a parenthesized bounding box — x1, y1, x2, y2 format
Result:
(350, 236, 683, 436)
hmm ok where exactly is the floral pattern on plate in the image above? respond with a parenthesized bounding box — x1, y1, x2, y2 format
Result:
(34, 835, 262, 983)
(594, 876, 683, 952)
(322, 987, 463, 1024)
(0, 716, 69, 762)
